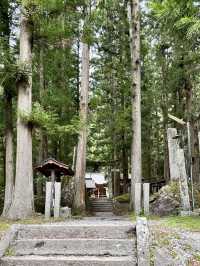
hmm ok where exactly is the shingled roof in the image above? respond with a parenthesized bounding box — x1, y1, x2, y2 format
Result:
(35, 158, 74, 177)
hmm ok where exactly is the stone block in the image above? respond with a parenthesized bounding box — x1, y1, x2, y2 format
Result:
(136, 217, 150, 266)
(60, 207, 71, 218)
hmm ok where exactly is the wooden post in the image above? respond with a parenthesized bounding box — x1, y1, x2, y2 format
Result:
(143, 183, 150, 216)
(50, 169, 55, 211)
(135, 183, 142, 215)
(45, 182, 52, 219)
(54, 182, 61, 218)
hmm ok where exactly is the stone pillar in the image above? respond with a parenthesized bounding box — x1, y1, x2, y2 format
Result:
(135, 183, 142, 215)
(45, 182, 52, 219)
(136, 217, 150, 266)
(167, 128, 180, 181)
(177, 149, 191, 212)
(54, 182, 61, 218)
(143, 183, 150, 216)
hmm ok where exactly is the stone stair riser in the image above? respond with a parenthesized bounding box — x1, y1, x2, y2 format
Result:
(1, 256, 137, 266)
(17, 225, 134, 240)
(12, 239, 136, 256)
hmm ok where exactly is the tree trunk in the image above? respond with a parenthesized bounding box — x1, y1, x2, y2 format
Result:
(130, 0, 142, 209)
(7, 8, 34, 219)
(160, 46, 170, 182)
(73, 41, 90, 212)
(1, 0, 14, 217)
(2, 93, 14, 216)
(38, 48, 48, 163)
(122, 133, 129, 193)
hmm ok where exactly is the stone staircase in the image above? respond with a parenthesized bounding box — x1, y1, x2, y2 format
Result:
(90, 198, 113, 213)
(1, 220, 137, 265)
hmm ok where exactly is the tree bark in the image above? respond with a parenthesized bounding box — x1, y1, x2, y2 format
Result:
(73, 41, 90, 212)
(2, 93, 14, 216)
(38, 48, 48, 163)
(130, 0, 142, 209)
(7, 7, 34, 219)
(1, 0, 14, 217)
(122, 133, 129, 193)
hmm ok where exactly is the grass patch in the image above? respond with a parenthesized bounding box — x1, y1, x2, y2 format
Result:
(194, 253, 200, 262)
(5, 247, 15, 256)
(0, 220, 11, 231)
(0, 214, 69, 238)
(159, 216, 200, 231)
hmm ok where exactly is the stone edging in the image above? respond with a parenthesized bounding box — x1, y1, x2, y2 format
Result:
(136, 217, 150, 266)
(0, 224, 20, 258)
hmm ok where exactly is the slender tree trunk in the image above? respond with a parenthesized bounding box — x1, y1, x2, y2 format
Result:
(160, 47, 170, 182)
(122, 133, 129, 193)
(130, 0, 142, 209)
(191, 120, 199, 183)
(38, 48, 48, 163)
(7, 8, 34, 219)
(73, 41, 90, 212)
(1, 0, 15, 217)
(2, 93, 14, 216)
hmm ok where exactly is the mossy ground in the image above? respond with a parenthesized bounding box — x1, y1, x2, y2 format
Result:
(130, 212, 200, 231)
(155, 216, 200, 231)
(114, 193, 130, 203)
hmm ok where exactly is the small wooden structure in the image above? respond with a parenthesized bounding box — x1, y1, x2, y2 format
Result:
(35, 158, 74, 180)
(35, 158, 74, 219)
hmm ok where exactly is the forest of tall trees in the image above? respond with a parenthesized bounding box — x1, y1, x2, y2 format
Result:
(0, 0, 200, 218)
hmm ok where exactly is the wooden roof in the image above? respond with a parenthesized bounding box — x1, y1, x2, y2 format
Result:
(35, 158, 74, 177)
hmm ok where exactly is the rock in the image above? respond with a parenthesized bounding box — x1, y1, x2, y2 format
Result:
(180, 210, 199, 216)
(113, 201, 130, 215)
(150, 182, 180, 216)
(154, 248, 175, 266)
(60, 207, 71, 218)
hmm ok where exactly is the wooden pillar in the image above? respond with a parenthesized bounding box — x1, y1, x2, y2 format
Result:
(50, 169, 55, 210)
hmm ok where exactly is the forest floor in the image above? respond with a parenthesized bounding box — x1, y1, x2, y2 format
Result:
(149, 216, 200, 265)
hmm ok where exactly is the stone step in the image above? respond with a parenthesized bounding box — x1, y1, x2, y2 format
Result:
(91, 203, 113, 206)
(91, 207, 113, 209)
(91, 205, 113, 208)
(90, 198, 112, 200)
(91, 201, 113, 203)
(1, 255, 137, 266)
(17, 224, 135, 240)
(90, 201, 112, 203)
(91, 209, 113, 212)
(12, 239, 136, 256)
